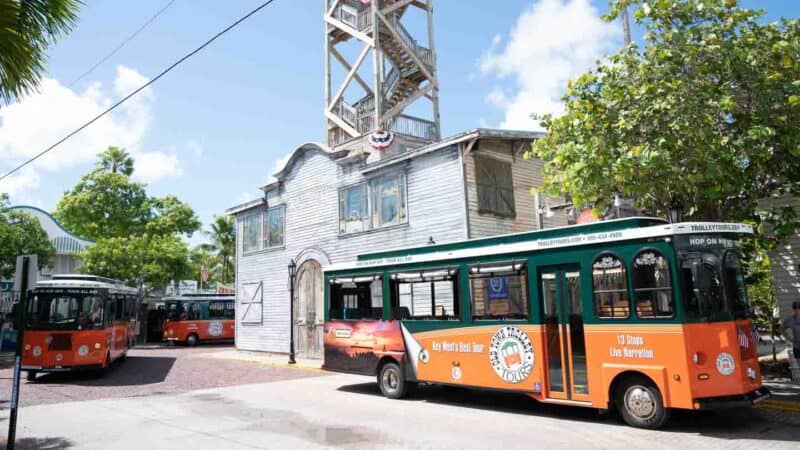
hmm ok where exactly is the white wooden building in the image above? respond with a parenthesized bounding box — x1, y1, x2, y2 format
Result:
(226, 0, 568, 357)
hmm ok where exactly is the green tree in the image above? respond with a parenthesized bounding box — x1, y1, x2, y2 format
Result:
(206, 215, 235, 284)
(96, 146, 134, 176)
(54, 147, 199, 240)
(55, 149, 200, 292)
(532, 0, 800, 245)
(0, 193, 54, 277)
(79, 234, 191, 291)
(0, 0, 81, 104)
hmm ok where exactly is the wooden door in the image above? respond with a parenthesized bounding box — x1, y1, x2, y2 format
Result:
(295, 260, 324, 359)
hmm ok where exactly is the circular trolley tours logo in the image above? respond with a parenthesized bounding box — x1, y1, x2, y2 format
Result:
(208, 320, 224, 337)
(489, 326, 534, 383)
(716, 352, 736, 376)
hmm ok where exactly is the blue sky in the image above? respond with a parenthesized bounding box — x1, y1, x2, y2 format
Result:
(0, 0, 796, 244)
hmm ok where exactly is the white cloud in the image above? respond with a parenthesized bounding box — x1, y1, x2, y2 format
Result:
(0, 66, 182, 201)
(132, 151, 183, 183)
(480, 0, 621, 130)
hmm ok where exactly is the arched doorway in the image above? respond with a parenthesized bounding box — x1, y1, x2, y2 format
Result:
(294, 259, 324, 359)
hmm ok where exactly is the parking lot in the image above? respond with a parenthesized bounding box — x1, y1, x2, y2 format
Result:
(0, 345, 326, 408)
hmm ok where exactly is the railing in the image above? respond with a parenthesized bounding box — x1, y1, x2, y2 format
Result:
(383, 68, 400, 100)
(393, 20, 434, 70)
(332, 98, 357, 127)
(354, 94, 375, 117)
(358, 8, 372, 30)
(386, 115, 437, 140)
(330, 2, 372, 31)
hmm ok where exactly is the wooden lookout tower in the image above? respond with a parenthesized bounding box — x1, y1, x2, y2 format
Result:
(324, 0, 441, 149)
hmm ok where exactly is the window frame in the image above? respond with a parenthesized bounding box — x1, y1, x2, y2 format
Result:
(339, 183, 369, 234)
(467, 261, 529, 321)
(263, 205, 285, 249)
(389, 267, 460, 321)
(591, 252, 631, 320)
(337, 171, 408, 235)
(631, 248, 675, 319)
(474, 155, 516, 218)
(328, 274, 384, 321)
(241, 211, 263, 254)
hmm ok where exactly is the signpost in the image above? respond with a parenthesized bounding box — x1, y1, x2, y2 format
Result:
(7, 255, 36, 450)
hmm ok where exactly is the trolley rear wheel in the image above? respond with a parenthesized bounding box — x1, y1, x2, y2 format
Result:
(378, 362, 408, 399)
(615, 376, 670, 429)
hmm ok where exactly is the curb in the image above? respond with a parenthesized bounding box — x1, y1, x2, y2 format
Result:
(220, 356, 325, 373)
(756, 400, 800, 414)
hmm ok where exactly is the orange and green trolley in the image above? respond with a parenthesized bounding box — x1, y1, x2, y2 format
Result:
(322, 218, 769, 429)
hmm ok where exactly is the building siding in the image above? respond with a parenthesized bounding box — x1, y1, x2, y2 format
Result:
(767, 196, 800, 317)
(464, 139, 568, 239)
(234, 145, 468, 353)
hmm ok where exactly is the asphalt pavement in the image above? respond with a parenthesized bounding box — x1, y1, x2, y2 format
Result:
(0, 351, 798, 449)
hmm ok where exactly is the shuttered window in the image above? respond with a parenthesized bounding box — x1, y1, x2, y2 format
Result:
(475, 157, 515, 217)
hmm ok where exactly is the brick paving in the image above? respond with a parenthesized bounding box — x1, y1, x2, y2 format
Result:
(0, 345, 326, 408)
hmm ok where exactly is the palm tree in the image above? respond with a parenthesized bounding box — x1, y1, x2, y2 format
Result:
(206, 215, 235, 284)
(0, 0, 81, 104)
(97, 146, 135, 176)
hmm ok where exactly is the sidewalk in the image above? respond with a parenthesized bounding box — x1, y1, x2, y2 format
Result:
(205, 349, 323, 371)
(761, 378, 800, 413)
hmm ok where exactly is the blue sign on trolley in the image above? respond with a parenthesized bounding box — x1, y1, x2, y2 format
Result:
(486, 277, 508, 301)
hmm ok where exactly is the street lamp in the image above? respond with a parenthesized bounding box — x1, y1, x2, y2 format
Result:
(288, 259, 297, 364)
(667, 199, 685, 223)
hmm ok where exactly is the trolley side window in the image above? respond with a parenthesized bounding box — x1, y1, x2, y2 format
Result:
(632, 250, 674, 318)
(209, 301, 235, 320)
(389, 268, 459, 320)
(329, 275, 383, 320)
(468, 262, 528, 320)
(593, 254, 630, 319)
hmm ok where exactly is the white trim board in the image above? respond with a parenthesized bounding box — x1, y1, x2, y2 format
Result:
(323, 222, 753, 273)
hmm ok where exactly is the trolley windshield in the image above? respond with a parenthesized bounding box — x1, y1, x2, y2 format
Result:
(27, 288, 105, 330)
(676, 235, 750, 322)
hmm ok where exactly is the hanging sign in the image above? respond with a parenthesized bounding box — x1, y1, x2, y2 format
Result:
(368, 130, 394, 150)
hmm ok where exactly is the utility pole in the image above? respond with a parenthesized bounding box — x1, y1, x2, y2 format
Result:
(7, 256, 31, 450)
(621, 2, 632, 47)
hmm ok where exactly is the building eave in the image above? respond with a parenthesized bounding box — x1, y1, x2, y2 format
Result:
(225, 198, 266, 216)
(362, 127, 546, 174)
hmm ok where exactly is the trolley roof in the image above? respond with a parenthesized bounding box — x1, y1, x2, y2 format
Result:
(35, 274, 138, 294)
(324, 217, 753, 273)
(162, 293, 235, 302)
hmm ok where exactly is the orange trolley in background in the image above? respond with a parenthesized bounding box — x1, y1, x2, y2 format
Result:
(22, 275, 138, 381)
(162, 294, 235, 346)
(323, 218, 770, 429)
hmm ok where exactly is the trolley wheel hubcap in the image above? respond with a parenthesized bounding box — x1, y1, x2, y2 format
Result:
(382, 369, 399, 392)
(624, 386, 656, 419)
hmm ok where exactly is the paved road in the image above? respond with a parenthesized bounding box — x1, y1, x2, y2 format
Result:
(1, 359, 798, 449)
(0, 345, 325, 408)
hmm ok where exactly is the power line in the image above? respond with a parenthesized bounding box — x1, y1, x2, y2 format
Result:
(68, 0, 179, 88)
(0, 0, 278, 184)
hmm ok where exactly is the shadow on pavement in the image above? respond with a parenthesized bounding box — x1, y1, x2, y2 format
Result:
(338, 382, 800, 442)
(31, 355, 176, 387)
(0, 437, 74, 449)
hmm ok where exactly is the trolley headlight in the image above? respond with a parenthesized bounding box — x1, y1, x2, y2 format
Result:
(94, 343, 101, 350)
(78, 345, 89, 357)
(746, 366, 756, 381)
(32, 346, 42, 357)
(24, 344, 30, 351)
(169, 329, 174, 336)
(692, 352, 706, 365)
